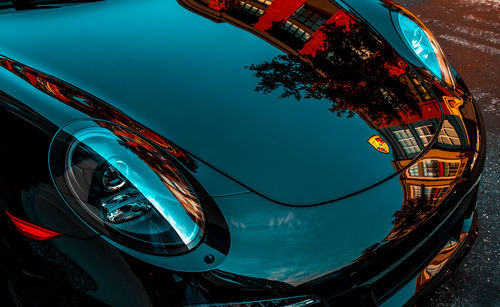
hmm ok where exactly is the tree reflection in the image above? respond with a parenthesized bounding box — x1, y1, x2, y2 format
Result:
(246, 20, 424, 126)
(390, 191, 432, 237)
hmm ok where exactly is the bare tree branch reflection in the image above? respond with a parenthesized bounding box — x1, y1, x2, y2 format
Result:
(246, 21, 424, 126)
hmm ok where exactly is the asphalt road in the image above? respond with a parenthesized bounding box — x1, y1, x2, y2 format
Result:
(397, 0, 500, 305)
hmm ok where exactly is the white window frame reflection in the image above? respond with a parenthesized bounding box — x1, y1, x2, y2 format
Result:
(438, 120, 461, 146)
(411, 185, 450, 200)
(415, 124, 435, 146)
(406, 159, 461, 178)
(393, 129, 421, 154)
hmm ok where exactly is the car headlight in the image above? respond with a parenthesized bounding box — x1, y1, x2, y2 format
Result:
(49, 119, 205, 255)
(395, 10, 454, 87)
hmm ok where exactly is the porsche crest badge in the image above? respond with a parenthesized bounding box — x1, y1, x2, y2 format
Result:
(368, 135, 390, 154)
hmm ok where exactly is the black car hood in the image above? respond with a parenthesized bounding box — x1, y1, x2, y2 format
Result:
(0, 0, 443, 205)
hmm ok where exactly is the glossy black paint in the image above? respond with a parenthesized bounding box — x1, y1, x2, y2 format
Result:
(0, 0, 441, 206)
(0, 0, 486, 306)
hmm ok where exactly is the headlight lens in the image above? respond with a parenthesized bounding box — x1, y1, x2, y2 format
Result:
(49, 119, 205, 255)
(397, 12, 454, 87)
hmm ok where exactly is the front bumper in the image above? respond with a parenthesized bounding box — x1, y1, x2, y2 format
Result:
(184, 181, 481, 306)
(1, 181, 481, 307)
(302, 181, 480, 307)
(380, 186, 479, 307)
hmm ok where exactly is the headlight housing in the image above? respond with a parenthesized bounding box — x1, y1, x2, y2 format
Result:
(49, 119, 206, 255)
(394, 9, 455, 87)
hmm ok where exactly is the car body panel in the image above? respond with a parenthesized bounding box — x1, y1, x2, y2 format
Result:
(0, 0, 444, 205)
(0, 0, 486, 305)
(214, 175, 403, 286)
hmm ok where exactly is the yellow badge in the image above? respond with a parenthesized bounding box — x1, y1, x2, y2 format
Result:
(368, 135, 390, 154)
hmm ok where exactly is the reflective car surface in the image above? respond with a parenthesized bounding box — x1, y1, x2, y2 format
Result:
(0, 0, 485, 306)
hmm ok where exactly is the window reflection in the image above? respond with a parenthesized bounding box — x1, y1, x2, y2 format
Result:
(240, 1, 265, 17)
(438, 119, 461, 146)
(410, 185, 449, 200)
(280, 20, 312, 41)
(292, 5, 329, 32)
(415, 124, 436, 146)
(393, 129, 421, 154)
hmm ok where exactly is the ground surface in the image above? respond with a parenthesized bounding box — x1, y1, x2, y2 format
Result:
(397, 0, 500, 305)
